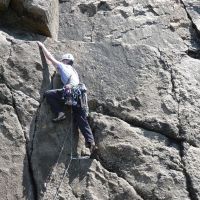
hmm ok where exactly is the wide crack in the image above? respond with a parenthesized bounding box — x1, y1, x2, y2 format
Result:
(90, 99, 185, 144)
(179, 142, 198, 200)
(1, 48, 37, 199)
(180, 0, 200, 59)
(172, 1, 200, 198)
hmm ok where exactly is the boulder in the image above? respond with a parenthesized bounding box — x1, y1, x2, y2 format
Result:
(90, 112, 190, 200)
(0, 0, 59, 38)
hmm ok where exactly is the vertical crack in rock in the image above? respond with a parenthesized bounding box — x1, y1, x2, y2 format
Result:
(91, 109, 196, 200)
(180, 0, 200, 59)
(10, 87, 38, 200)
(12, 96, 38, 200)
(91, 22, 95, 42)
(162, 57, 197, 200)
(29, 100, 44, 200)
(169, 67, 182, 134)
(179, 143, 198, 200)
(158, 48, 184, 140)
(180, 0, 200, 36)
(169, 79, 196, 199)
(3, 44, 38, 199)
(159, 55, 196, 199)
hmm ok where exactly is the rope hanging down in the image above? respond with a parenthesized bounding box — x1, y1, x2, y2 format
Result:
(53, 107, 73, 200)
(53, 107, 90, 200)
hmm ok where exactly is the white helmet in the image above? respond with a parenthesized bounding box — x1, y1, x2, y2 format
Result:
(61, 53, 74, 62)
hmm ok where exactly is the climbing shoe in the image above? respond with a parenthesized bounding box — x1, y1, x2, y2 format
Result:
(90, 145, 99, 159)
(89, 142, 96, 153)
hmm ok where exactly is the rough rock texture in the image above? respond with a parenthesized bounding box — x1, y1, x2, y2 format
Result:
(90, 112, 189, 199)
(182, 0, 200, 33)
(0, 0, 200, 200)
(183, 145, 200, 199)
(0, 0, 59, 38)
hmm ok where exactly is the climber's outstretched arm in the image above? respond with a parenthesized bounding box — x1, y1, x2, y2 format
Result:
(37, 41, 61, 68)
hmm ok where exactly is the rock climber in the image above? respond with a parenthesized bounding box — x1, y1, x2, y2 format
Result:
(37, 41, 96, 153)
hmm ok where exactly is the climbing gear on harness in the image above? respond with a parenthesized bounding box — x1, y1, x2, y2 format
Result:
(62, 83, 89, 114)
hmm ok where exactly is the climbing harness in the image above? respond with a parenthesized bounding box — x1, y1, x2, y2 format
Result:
(62, 83, 89, 115)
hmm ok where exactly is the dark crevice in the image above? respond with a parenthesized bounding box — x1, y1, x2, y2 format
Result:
(2, 43, 38, 199)
(180, 0, 200, 36)
(179, 142, 198, 200)
(28, 95, 46, 200)
(180, 0, 200, 59)
(30, 47, 56, 200)
(160, 54, 199, 199)
(119, 10, 129, 19)
(91, 22, 95, 42)
(158, 45, 199, 199)
(159, 18, 199, 197)
(9, 87, 38, 200)
(187, 49, 200, 59)
(157, 49, 189, 145)
(169, 66, 181, 125)
(145, 4, 159, 16)
(59, 0, 69, 3)
(24, 95, 47, 200)
(29, 100, 43, 157)
(6, 37, 17, 46)
(97, 1, 112, 12)
(78, 3, 97, 17)
(90, 100, 184, 141)
(122, 1, 129, 7)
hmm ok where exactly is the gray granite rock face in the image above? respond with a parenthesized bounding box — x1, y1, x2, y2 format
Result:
(0, 0, 59, 38)
(90, 112, 189, 200)
(0, 0, 200, 200)
(182, 0, 200, 33)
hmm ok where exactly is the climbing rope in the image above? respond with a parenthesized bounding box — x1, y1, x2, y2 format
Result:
(53, 107, 73, 200)
(44, 106, 91, 200)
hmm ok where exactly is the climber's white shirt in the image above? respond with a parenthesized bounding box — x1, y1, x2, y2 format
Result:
(57, 63, 79, 86)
